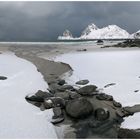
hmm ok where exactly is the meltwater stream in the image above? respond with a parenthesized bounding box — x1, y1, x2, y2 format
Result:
(56, 49, 140, 129)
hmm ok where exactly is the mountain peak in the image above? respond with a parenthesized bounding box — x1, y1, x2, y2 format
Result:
(62, 29, 73, 38)
(80, 23, 130, 39)
(87, 23, 98, 30)
(81, 23, 98, 36)
(58, 29, 73, 40)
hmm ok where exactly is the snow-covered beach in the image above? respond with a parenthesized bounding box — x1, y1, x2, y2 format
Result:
(0, 52, 57, 138)
(1, 40, 140, 138)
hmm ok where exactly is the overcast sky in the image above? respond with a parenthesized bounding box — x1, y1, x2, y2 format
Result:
(0, 1, 140, 41)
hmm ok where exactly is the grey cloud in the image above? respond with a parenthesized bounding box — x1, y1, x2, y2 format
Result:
(0, 2, 139, 41)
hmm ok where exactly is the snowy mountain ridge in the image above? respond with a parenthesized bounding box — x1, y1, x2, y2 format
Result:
(131, 30, 140, 39)
(58, 23, 138, 40)
(80, 24, 130, 39)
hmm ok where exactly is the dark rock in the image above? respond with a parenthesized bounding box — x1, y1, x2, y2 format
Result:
(116, 110, 125, 117)
(55, 91, 70, 100)
(77, 49, 87, 52)
(52, 106, 64, 124)
(134, 90, 139, 93)
(67, 91, 81, 99)
(57, 85, 74, 92)
(88, 120, 101, 128)
(66, 97, 93, 119)
(25, 90, 53, 103)
(35, 90, 53, 98)
(130, 43, 137, 47)
(83, 49, 87, 51)
(43, 97, 65, 109)
(0, 76, 7, 80)
(25, 95, 44, 102)
(77, 85, 98, 96)
(76, 79, 89, 85)
(51, 116, 64, 124)
(97, 40, 104, 43)
(104, 83, 116, 88)
(94, 108, 110, 121)
(118, 128, 140, 138)
(57, 79, 65, 86)
(113, 101, 122, 108)
(96, 93, 113, 101)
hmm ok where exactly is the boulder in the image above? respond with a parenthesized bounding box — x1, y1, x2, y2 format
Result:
(0, 76, 7, 80)
(57, 79, 65, 86)
(25, 95, 44, 102)
(67, 91, 81, 99)
(94, 108, 110, 121)
(77, 85, 98, 96)
(44, 97, 65, 109)
(53, 107, 63, 118)
(66, 97, 93, 118)
(57, 85, 74, 92)
(35, 90, 53, 98)
(76, 80, 89, 85)
(113, 101, 122, 108)
(118, 128, 140, 138)
(25, 90, 53, 103)
(55, 91, 70, 100)
(96, 93, 113, 101)
(51, 117, 64, 124)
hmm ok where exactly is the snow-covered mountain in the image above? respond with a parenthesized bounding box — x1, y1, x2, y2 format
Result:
(131, 30, 140, 39)
(80, 24, 130, 39)
(58, 30, 74, 40)
(57, 23, 133, 40)
(81, 23, 99, 36)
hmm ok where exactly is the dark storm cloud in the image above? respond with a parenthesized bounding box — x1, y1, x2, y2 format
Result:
(0, 1, 140, 41)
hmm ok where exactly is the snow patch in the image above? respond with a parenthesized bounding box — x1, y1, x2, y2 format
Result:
(56, 49, 140, 129)
(0, 52, 57, 138)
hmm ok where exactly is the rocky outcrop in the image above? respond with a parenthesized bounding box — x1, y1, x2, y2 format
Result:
(25, 78, 140, 138)
(77, 85, 98, 96)
(58, 30, 74, 40)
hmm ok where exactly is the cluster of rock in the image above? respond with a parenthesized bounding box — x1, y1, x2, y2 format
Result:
(102, 39, 140, 48)
(25, 78, 137, 138)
